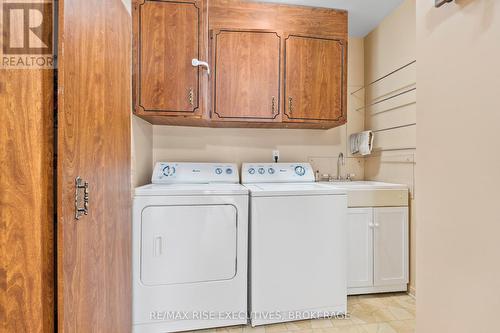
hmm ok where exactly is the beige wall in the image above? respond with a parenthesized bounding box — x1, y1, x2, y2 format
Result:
(416, 1, 500, 332)
(363, 0, 417, 295)
(132, 116, 153, 187)
(147, 38, 365, 181)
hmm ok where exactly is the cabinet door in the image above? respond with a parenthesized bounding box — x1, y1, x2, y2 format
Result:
(373, 207, 409, 287)
(135, 0, 205, 115)
(212, 30, 281, 121)
(347, 208, 374, 289)
(58, 0, 131, 330)
(284, 35, 346, 122)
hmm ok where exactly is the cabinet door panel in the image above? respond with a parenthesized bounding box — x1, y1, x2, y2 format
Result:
(137, 0, 201, 114)
(213, 30, 281, 121)
(373, 207, 409, 287)
(58, 0, 131, 330)
(347, 208, 374, 289)
(285, 35, 345, 122)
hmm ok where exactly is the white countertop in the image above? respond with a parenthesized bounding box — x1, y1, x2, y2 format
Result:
(319, 181, 408, 190)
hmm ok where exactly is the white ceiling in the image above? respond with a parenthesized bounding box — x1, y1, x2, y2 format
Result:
(261, 0, 405, 37)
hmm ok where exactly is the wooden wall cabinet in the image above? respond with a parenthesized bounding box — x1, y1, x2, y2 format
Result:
(284, 35, 346, 123)
(133, 0, 347, 129)
(133, 0, 208, 121)
(211, 30, 281, 122)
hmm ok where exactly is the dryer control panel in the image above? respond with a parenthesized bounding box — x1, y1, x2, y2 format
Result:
(241, 163, 315, 183)
(152, 163, 239, 184)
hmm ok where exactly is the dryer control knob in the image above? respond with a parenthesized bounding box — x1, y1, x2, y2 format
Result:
(258, 168, 265, 175)
(162, 165, 176, 177)
(294, 165, 306, 176)
(248, 168, 256, 175)
(215, 168, 223, 175)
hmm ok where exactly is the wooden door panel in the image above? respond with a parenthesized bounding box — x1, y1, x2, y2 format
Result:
(285, 35, 345, 122)
(0, 71, 54, 333)
(136, 0, 201, 115)
(213, 30, 281, 121)
(58, 0, 131, 331)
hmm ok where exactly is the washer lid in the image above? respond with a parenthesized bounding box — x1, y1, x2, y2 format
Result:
(244, 183, 346, 197)
(135, 183, 248, 196)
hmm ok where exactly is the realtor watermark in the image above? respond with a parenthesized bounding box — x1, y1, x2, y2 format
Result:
(1, 0, 54, 69)
(149, 311, 350, 322)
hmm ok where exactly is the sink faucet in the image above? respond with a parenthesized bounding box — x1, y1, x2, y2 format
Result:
(337, 152, 345, 180)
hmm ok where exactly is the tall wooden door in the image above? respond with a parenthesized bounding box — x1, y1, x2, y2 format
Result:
(134, 0, 207, 117)
(212, 30, 281, 122)
(57, 0, 131, 331)
(0, 63, 54, 333)
(284, 35, 346, 123)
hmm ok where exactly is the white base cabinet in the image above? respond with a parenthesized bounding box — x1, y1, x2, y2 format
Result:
(347, 207, 409, 295)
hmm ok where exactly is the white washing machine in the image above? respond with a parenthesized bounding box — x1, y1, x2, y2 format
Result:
(133, 163, 248, 333)
(242, 163, 348, 326)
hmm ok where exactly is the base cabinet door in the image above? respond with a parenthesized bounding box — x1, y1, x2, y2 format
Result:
(373, 207, 409, 287)
(347, 208, 374, 288)
(211, 30, 281, 121)
(284, 35, 346, 123)
(134, 0, 206, 116)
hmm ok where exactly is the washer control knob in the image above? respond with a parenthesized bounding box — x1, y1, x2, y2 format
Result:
(248, 168, 256, 175)
(268, 168, 276, 174)
(258, 168, 265, 175)
(215, 168, 223, 175)
(294, 165, 306, 176)
(226, 168, 233, 175)
(162, 165, 176, 177)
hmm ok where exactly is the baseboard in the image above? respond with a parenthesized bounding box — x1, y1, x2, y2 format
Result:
(348, 284, 408, 296)
(408, 286, 416, 298)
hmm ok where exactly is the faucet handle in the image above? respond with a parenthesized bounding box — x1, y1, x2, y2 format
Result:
(346, 173, 355, 181)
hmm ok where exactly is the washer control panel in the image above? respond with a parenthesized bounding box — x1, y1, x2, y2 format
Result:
(241, 163, 314, 183)
(152, 163, 239, 184)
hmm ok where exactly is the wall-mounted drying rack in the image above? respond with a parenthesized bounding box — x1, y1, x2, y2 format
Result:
(351, 60, 416, 96)
(435, 0, 454, 8)
(356, 86, 416, 112)
(372, 123, 416, 134)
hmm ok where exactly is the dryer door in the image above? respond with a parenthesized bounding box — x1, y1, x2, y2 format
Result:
(141, 204, 237, 285)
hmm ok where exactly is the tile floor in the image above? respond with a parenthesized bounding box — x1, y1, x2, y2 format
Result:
(190, 293, 416, 333)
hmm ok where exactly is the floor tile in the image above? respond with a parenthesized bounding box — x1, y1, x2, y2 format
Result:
(186, 293, 415, 333)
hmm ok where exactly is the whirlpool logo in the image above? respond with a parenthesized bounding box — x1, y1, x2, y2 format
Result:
(1, 0, 54, 69)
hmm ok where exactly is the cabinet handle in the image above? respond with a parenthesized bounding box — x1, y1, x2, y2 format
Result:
(271, 96, 276, 114)
(188, 88, 194, 106)
(192, 58, 210, 75)
(75, 176, 89, 220)
(369, 223, 375, 228)
(288, 97, 293, 114)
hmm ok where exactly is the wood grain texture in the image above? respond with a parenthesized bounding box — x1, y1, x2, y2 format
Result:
(134, 0, 347, 129)
(140, 0, 198, 112)
(57, 0, 131, 331)
(0, 69, 54, 332)
(209, 0, 347, 38)
(138, 114, 341, 129)
(213, 30, 281, 121)
(285, 35, 346, 122)
(133, 0, 208, 117)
